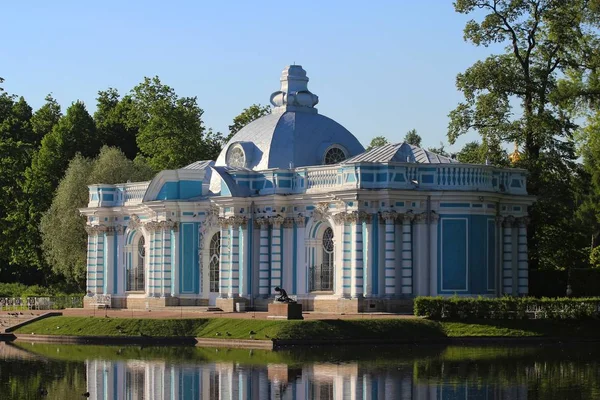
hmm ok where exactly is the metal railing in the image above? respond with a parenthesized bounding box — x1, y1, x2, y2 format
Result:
(0, 296, 83, 311)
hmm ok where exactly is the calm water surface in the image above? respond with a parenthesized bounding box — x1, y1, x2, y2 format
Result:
(1, 342, 599, 399)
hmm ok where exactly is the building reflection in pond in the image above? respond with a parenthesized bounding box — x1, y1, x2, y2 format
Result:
(85, 358, 528, 400)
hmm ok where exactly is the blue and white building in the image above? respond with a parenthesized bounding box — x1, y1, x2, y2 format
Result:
(81, 66, 534, 311)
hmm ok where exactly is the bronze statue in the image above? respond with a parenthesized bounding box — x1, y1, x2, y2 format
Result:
(274, 287, 295, 303)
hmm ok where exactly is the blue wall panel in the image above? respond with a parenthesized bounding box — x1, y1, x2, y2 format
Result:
(179, 223, 198, 294)
(441, 219, 468, 291)
(469, 215, 487, 294)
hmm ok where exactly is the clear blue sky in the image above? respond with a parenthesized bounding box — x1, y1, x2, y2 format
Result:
(2, 0, 498, 152)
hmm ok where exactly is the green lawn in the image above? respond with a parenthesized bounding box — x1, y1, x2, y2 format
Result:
(13, 316, 600, 341)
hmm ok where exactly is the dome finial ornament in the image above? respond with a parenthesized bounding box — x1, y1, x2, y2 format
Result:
(270, 65, 319, 113)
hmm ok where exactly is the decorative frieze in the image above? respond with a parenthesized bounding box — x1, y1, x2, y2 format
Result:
(85, 225, 114, 235)
(145, 220, 178, 232)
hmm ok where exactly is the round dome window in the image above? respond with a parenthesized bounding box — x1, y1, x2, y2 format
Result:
(323, 145, 347, 165)
(226, 144, 246, 168)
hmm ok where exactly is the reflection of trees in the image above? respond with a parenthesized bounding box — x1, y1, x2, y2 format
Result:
(414, 345, 600, 399)
(0, 359, 86, 400)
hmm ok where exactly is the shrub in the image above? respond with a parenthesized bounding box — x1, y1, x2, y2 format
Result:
(414, 296, 600, 320)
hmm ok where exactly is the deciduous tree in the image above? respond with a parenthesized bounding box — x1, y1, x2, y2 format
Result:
(449, 0, 600, 270)
(40, 147, 154, 287)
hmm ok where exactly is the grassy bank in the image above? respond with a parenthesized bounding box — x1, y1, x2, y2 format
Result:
(12, 316, 600, 341)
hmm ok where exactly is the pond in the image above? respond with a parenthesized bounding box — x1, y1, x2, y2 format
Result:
(1, 342, 600, 399)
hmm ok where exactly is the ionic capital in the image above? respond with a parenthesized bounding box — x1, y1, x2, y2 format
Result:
(503, 215, 515, 228)
(283, 218, 294, 228)
(229, 216, 247, 228)
(402, 213, 414, 224)
(270, 215, 285, 227)
(294, 214, 306, 227)
(381, 211, 397, 222)
(517, 216, 530, 227)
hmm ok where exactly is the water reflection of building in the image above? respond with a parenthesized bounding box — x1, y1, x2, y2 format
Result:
(86, 358, 527, 400)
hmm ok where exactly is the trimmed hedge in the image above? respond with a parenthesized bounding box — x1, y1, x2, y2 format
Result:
(414, 296, 600, 320)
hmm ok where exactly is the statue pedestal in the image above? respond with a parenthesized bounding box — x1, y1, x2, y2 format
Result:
(267, 303, 304, 320)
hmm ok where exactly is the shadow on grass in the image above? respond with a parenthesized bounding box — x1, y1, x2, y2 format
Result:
(277, 318, 447, 341)
(440, 318, 600, 337)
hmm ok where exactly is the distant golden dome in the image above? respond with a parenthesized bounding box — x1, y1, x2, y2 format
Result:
(509, 142, 521, 164)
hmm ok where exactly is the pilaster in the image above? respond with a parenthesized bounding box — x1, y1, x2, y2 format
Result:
(382, 211, 397, 297)
(429, 212, 439, 297)
(413, 213, 429, 296)
(218, 218, 231, 298)
(270, 216, 284, 296)
(401, 214, 414, 296)
(257, 218, 270, 297)
(502, 216, 515, 295)
(294, 215, 306, 295)
(517, 217, 530, 295)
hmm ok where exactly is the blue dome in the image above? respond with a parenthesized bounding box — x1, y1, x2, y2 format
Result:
(215, 66, 365, 170)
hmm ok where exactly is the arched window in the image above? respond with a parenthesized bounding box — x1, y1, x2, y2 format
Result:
(127, 236, 145, 291)
(226, 145, 246, 168)
(209, 232, 220, 292)
(310, 227, 334, 291)
(324, 146, 347, 165)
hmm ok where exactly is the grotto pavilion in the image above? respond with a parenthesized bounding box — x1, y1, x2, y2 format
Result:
(81, 65, 534, 311)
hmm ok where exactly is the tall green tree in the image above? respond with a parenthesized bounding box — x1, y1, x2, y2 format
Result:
(448, 0, 600, 270)
(129, 76, 223, 170)
(0, 92, 38, 283)
(457, 140, 509, 165)
(366, 136, 389, 151)
(30, 95, 61, 148)
(228, 104, 271, 141)
(40, 147, 154, 287)
(404, 129, 422, 147)
(17, 101, 99, 276)
(94, 88, 138, 160)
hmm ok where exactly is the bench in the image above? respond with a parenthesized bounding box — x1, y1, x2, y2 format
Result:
(90, 294, 112, 309)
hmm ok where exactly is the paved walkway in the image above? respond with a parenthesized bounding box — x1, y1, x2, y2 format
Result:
(59, 308, 417, 320)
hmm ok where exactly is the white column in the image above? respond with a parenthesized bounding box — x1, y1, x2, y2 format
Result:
(382, 211, 397, 296)
(350, 212, 365, 298)
(104, 229, 114, 295)
(218, 219, 230, 298)
(517, 217, 529, 295)
(239, 219, 249, 297)
(364, 215, 373, 297)
(429, 213, 439, 296)
(161, 224, 174, 297)
(502, 216, 515, 295)
(401, 214, 414, 296)
(229, 218, 241, 298)
(258, 218, 270, 297)
(294, 215, 306, 295)
(171, 226, 180, 297)
(283, 218, 294, 291)
(146, 226, 158, 297)
(115, 226, 126, 295)
(413, 213, 429, 296)
(333, 213, 347, 297)
(270, 216, 284, 296)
